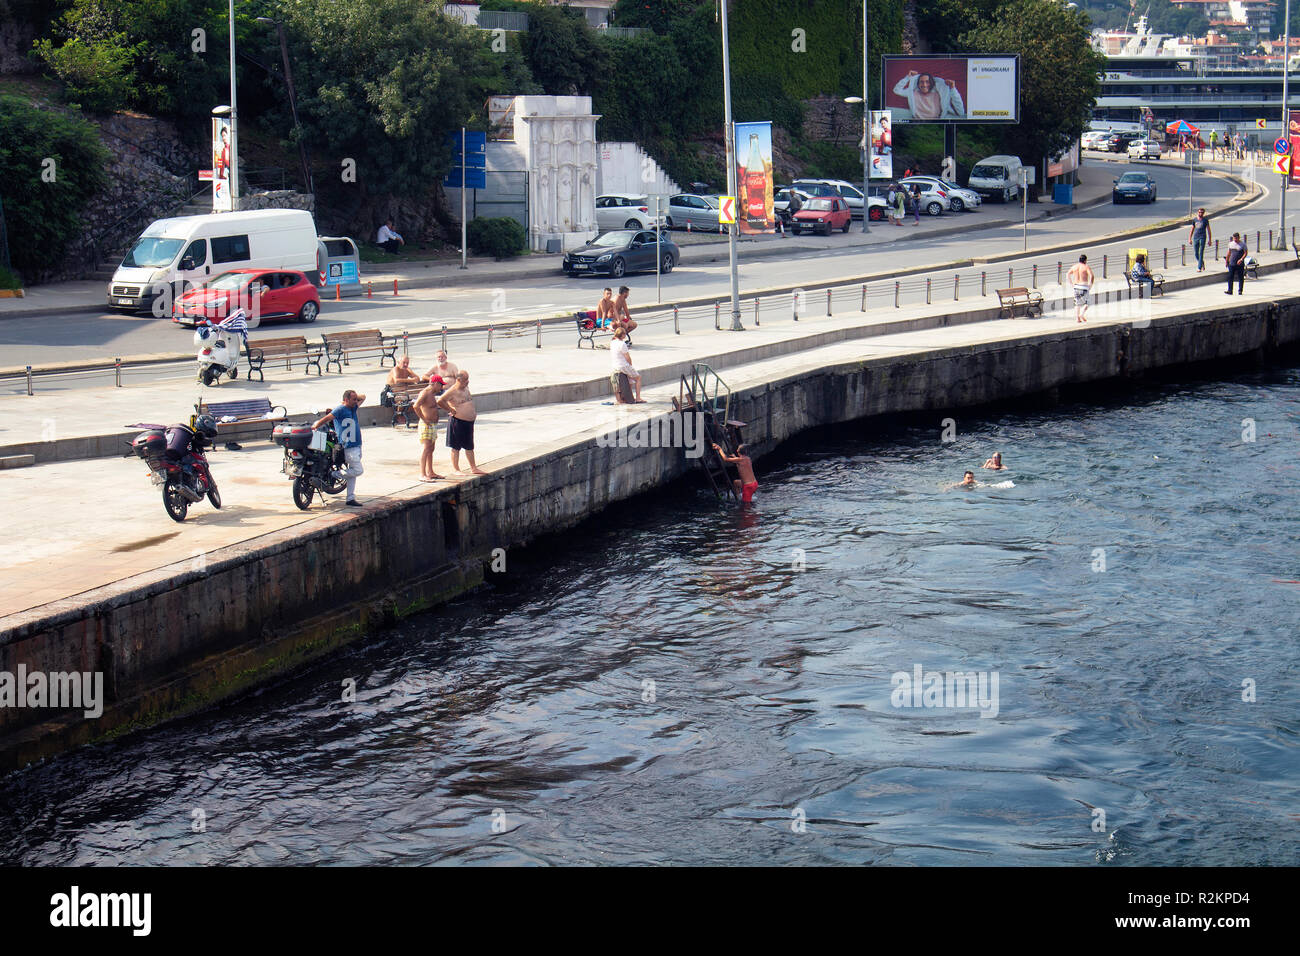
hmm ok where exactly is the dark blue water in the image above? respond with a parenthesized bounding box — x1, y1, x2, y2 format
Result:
(2, 368, 1298, 865)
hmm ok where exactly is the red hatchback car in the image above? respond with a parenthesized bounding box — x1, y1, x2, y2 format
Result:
(172, 269, 321, 328)
(791, 196, 853, 236)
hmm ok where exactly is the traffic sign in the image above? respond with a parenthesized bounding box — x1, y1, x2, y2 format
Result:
(1275, 136, 1290, 154)
(1275, 154, 1291, 176)
(1257, 118, 1268, 129)
(718, 195, 737, 224)
(198, 169, 214, 182)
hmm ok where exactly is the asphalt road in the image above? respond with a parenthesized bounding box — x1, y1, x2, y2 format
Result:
(0, 161, 1252, 378)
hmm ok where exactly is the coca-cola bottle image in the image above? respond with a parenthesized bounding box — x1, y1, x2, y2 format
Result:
(744, 133, 767, 228)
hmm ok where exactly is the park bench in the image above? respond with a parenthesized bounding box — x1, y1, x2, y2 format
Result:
(995, 287, 1044, 319)
(576, 311, 632, 348)
(196, 396, 288, 444)
(321, 329, 400, 373)
(246, 335, 324, 381)
(1123, 271, 1165, 297)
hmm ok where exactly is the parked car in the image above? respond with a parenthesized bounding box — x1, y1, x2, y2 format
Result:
(896, 177, 953, 216)
(792, 178, 867, 219)
(968, 155, 1025, 202)
(595, 193, 663, 232)
(172, 269, 321, 327)
(1112, 170, 1158, 204)
(1081, 130, 1110, 150)
(774, 186, 814, 216)
(791, 196, 852, 235)
(932, 177, 982, 212)
(562, 229, 679, 277)
(1106, 131, 1143, 153)
(666, 194, 721, 231)
(1127, 139, 1162, 160)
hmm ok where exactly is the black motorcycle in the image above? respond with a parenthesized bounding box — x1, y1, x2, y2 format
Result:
(271, 423, 349, 510)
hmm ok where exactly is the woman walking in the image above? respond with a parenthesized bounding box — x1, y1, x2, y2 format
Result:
(892, 184, 906, 227)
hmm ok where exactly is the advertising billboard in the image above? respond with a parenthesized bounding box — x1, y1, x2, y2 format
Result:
(734, 121, 774, 234)
(1288, 115, 1300, 186)
(212, 115, 233, 211)
(882, 55, 1019, 123)
(869, 110, 893, 178)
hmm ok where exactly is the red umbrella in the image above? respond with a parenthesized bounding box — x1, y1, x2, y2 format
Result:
(1166, 119, 1200, 136)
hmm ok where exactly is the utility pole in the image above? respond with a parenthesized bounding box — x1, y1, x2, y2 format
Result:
(862, 0, 870, 233)
(1279, 0, 1292, 249)
(720, 0, 743, 330)
(228, 0, 239, 207)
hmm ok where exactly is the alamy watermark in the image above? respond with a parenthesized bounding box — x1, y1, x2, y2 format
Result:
(0, 666, 103, 718)
(596, 410, 704, 458)
(890, 663, 1000, 718)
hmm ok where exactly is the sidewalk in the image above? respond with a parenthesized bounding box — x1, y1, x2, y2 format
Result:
(0, 165, 1121, 321)
(3, 260, 1299, 620)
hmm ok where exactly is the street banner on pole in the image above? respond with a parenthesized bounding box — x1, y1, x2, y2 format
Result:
(734, 121, 773, 234)
(870, 110, 893, 178)
(212, 114, 233, 211)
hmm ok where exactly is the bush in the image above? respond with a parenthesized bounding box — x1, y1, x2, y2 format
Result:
(467, 217, 527, 258)
(0, 265, 22, 290)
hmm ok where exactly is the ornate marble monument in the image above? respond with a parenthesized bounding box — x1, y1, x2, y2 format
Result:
(510, 96, 600, 252)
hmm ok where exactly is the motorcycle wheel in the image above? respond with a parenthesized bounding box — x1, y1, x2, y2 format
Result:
(163, 479, 189, 522)
(292, 476, 314, 511)
(206, 475, 222, 509)
(323, 471, 348, 496)
(200, 366, 217, 387)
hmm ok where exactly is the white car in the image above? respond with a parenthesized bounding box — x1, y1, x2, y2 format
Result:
(595, 194, 663, 232)
(792, 178, 867, 220)
(1082, 130, 1110, 150)
(1127, 139, 1162, 160)
(896, 177, 953, 216)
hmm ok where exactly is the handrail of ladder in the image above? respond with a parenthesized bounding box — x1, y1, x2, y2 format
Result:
(690, 363, 731, 425)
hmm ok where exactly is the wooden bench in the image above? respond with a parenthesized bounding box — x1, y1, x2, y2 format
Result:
(1123, 271, 1165, 297)
(196, 397, 288, 443)
(995, 287, 1044, 319)
(383, 380, 426, 428)
(321, 329, 400, 373)
(576, 311, 632, 348)
(246, 335, 324, 381)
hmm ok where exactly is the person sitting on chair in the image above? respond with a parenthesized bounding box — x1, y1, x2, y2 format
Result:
(1130, 254, 1156, 294)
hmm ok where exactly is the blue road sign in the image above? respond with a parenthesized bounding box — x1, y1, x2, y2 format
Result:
(1275, 136, 1290, 154)
(443, 167, 486, 190)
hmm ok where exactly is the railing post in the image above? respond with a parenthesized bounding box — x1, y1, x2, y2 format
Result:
(925, 277, 931, 304)
(440, 325, 447, 352)
(1163, 247, 1167, 269)
(981, 271, 987, 296)
(487, 324, 493, 351)
(1031, 264, 1037, 288)
(714, 301, 720, 330)
(1103, 254, 1108, 278)
(894, 281, 900, 308)
(115, 358, 122, 387)
(1267, 229, 1271, 252)
(674, 306, 680, 334)
(402, 330, 409, 357)
(953, 276, 959, 301)
(1182, 244, 1186, 266)
(536, 318, 542, 348)
(826, 288, 832, 316)
(860, 284, 867, 312)
(26, 365, 32, 396)
(1008, 266, 1014, 287)
(793, 292, 800, 322)
(1215, 239, 1220, 259)
(754, 297, 760, 326)
(1057, 261, 1062, 284)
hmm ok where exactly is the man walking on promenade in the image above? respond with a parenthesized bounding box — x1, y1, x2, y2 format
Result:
(1189, 208, 1212, 272)
(313, 389, 366, 506)
(413, 378, 445, 482)
(1067, 254, 1095, 323)
(437, 371, 487, 475)
(1225, 232, 1247, 295)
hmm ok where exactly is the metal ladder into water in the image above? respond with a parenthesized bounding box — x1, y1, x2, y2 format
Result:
(672, 363, 745, 501)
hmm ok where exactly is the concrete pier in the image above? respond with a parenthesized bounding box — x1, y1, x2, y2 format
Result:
(3, 267, 1299, 769)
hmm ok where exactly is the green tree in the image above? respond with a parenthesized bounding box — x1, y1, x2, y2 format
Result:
(0, 96, 109, 279)
(959, 0, 1105, 164)
(479, 0, 608, 95)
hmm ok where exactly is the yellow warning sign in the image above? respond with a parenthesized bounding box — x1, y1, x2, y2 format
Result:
(718, 195, 737, 224)
(1257, 118, 1268, 129)
(1275, 154, 1291, 176)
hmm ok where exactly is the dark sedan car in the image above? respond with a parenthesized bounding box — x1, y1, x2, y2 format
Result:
(1112, 171, 1158, 204)
(1106, 131, 1142, 153)
(562, 229, 680, 278)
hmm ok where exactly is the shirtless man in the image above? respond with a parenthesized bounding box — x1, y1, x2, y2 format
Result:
(594, 287, 617, 329)
(982, 452, 1005, 470)
(436, 370, 487, 475)
(946, 471, 977, 490)
(614, 285, 637, 335)
(424, 350, 459, 383)
(1067, 254, 1095, 324)
(713, 443, 758, 503)
(413, 378, 445, 482)
(386, 355, 423, 387)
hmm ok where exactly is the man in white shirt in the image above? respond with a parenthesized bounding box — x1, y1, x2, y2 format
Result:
(377, 218, 404, 254)
(610, 328, 644, 403)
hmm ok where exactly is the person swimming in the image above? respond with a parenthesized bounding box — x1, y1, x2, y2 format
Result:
(982, 452, 1005, 470)
(946, 470, 977, 490)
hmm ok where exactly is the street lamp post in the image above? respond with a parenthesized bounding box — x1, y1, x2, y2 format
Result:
(1278, 0, 1292, 250)
(227, 0, 239, 206)
(861, 1, 869, 233)
(256, 17, 314, 197)
(720, 0, 743, 330)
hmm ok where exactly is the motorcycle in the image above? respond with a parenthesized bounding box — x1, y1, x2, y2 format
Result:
(129, 415, 223, 522)
(195, 311, 248, 387)
(272, 422, 349, 510)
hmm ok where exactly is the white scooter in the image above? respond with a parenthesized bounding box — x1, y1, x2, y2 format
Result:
(195, 311, 249, 387)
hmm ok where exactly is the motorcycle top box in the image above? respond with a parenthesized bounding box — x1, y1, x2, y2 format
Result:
(271, 423, 315, 451)
(132, 429, 167, 459)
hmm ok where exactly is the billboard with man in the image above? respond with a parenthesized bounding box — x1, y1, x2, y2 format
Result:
(882, 55, 1019, 123)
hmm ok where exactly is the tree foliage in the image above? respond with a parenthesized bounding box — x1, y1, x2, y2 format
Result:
(958, 0, 1106, 163)
(0, 96, 109, 278)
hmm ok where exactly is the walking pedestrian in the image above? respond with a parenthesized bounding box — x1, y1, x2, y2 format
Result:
(892, 185, 906, 227)
(1189, 207, 1212, 272)
(911, 183, 922, 225)
(1225, 232, 1247, 295)
(313, 389, 366, 506)
(1067, 254, 1095, 323)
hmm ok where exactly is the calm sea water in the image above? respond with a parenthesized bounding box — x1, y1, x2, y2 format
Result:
(3, 367, 1298, 866)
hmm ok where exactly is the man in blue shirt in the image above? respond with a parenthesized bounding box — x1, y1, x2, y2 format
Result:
(1130, 254, 1156, 295)
(313, 389, 366, 506)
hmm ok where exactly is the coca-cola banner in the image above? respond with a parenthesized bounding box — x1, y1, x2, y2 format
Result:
(734, 121, 774, 235)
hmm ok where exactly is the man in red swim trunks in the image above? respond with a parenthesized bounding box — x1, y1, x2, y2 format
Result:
(713, 442, 758, 502)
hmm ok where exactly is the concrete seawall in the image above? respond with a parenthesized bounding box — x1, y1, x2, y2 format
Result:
(3, 295, 1298, 769)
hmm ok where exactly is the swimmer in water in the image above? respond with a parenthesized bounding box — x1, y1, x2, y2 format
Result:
(982, 452, 1005, 470)
(946, 470, 977, 490)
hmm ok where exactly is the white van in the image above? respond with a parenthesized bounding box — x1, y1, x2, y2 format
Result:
(967, 155, 1025, 203)
(108, 209, 318, 313)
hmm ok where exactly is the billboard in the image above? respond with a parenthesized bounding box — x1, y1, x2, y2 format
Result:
(212, 115, 232, 211)
(869, 110, 893, 178)
(734, 121, 774, 234)
(1288, 115, 1300, 186)
(882, 55, 1019, 123)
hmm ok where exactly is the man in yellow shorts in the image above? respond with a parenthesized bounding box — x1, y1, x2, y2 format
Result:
(413, 378, 446, 482)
